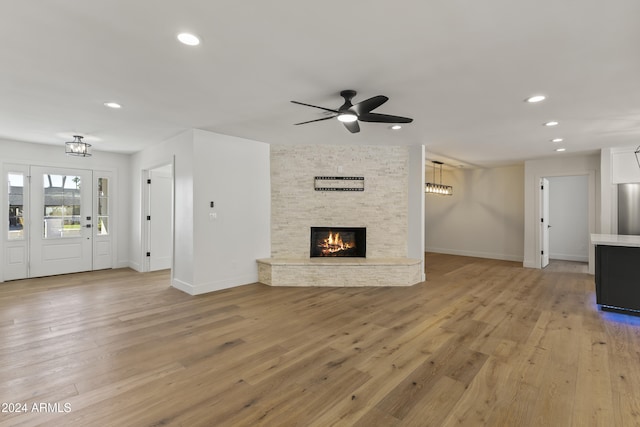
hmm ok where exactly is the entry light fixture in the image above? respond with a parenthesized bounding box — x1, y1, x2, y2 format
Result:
(65, 135, 92, 157)
(425, 161, 453, 195)
(635, 146, 640, 169)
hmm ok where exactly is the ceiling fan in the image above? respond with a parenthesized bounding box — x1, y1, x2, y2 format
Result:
(291, 90, 413, 133)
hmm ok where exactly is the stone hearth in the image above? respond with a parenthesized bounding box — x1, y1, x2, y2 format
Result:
(257, 257, 422, 287)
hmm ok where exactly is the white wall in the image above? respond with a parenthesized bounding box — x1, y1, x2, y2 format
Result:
(131, 129, 270, 295)
(425, 164, 525, 261)
(0, 138, 131, 280)
(548, 176, 589, 262)
(191, 129, 271, 294)
(408, 145, 426, 280)
(523, 153, 599, 273)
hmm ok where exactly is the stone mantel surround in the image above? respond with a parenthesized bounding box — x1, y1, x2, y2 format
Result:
(258, 145, 423, 287)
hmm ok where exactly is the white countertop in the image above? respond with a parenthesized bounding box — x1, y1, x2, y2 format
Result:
(591, 233, 640, 247)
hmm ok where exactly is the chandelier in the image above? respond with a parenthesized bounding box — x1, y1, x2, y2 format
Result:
(425, 161, 452, 195)
(65, 135, 92, 157)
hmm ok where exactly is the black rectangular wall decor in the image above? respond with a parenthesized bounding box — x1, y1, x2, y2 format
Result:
(314, 176, 365, 191)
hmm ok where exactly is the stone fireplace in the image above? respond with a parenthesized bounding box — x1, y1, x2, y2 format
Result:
(257, 145, 424, 287)
(310, 227, 366, 258)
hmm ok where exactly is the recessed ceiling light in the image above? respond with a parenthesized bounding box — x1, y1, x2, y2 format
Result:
(555, 148, 566, 152)
(390, 125, 402, 130)
(525, 95, 546, 103)
(104, 102, 121, 109)
(177, 33, 200, 46)
(551, 138, 563, 143)
(544, 121, 559, 127)
(337, 113, 357, 123)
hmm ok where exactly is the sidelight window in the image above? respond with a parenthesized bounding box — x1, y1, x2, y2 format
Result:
(97, 177, 109, 235)
(8, 173, 24, 240)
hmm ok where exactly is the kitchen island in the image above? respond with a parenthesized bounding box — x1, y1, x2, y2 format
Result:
(591, 233, 640, 314)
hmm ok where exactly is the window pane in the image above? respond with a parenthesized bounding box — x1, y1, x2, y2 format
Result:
(98, 178, 108, 198)
(97, 177, 109, 236)
(98, 197, 108, 215)
(8, 173, 24, 240)
(97, 216, 109, 235)
(43, 174, 82, 239)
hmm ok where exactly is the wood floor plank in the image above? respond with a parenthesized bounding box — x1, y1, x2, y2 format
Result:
(1, 255, 640, 426)
(440, 356, 514, 427)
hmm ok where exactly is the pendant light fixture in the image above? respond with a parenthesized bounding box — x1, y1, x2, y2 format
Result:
(65, 135, 92, 157)
(425, 161, 452, 195)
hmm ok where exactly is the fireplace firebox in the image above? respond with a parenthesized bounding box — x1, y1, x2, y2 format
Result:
(310, 227, 366, 258)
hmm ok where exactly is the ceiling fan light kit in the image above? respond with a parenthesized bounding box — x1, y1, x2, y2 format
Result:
(291, 89, 413, 133)
(337, 113, 358, 123)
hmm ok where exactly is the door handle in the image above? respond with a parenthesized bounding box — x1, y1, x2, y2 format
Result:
(85, 224, 92, 228)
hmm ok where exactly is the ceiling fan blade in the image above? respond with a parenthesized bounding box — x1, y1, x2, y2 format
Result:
(294, 116, 336, 125)
(291, 100, 340, 114)
(351, 95, 388, 115)
(343, 120, 360, 133)
(357, 112, 413, 123)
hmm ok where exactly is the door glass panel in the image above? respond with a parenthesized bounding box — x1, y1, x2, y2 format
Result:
(97, 177, 109, 235)
(43, 174, 82, 238)
(8, 173, 24, 240)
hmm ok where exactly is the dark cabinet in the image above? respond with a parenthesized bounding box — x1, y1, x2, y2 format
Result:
(595, 245, 640, 313)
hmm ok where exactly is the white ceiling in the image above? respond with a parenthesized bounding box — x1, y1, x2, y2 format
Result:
(2, 1, 640, 167)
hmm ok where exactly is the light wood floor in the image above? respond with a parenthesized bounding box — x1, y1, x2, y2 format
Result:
(1, 253, 639, 426)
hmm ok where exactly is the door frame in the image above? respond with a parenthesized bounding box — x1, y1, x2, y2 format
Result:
(141, 159, 175, 276)
(2, 162, 117, 281)
(534, 170, 596, 274)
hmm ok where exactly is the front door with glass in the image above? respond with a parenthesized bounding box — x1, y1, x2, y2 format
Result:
(29, 167, 93, 277)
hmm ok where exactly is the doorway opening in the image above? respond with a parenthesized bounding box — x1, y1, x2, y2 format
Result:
(540, 175, 589, 270)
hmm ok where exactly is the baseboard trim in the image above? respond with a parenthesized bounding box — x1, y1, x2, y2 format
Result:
(172, 274, 259, 295)
(426, 247, 524, 262)
(549, 253, 589, 262)
(172, 278, 195, 295)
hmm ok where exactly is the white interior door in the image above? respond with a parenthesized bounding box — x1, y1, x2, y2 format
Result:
(29, 166, 93, 277)
(541, 177, 550, 268)
(148, 166, 173, 271)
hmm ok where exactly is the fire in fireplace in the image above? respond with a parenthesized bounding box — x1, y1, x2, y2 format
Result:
(310, 227, 366, 257)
